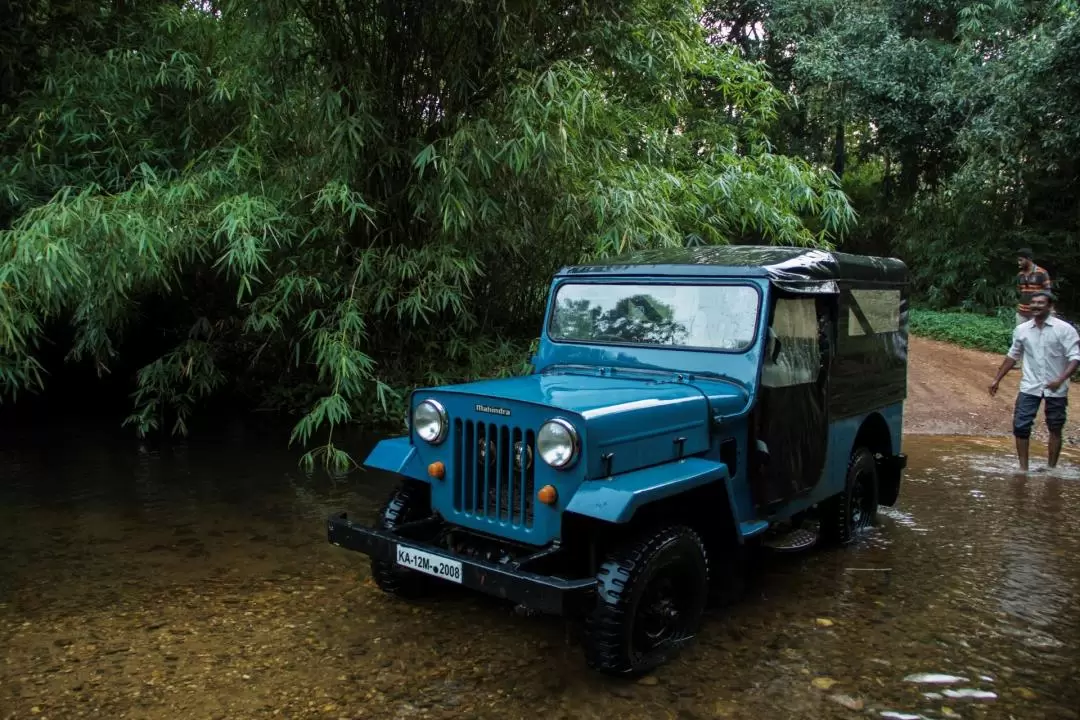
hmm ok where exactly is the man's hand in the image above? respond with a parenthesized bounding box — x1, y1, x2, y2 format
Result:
(1047, 377, 1065, 391)
(991, 356, 1017, 397)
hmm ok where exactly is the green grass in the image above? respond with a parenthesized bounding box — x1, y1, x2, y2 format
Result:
(908, 308, 1015, 354)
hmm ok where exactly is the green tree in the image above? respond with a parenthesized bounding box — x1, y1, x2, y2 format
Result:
(0, 0, 852, 470)
(708, 0, 1080, 312)
(901, 3, 1080, 310)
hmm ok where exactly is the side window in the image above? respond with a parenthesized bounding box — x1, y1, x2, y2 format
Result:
(762, 297, 821, 388)
(847, 289, 901, 336)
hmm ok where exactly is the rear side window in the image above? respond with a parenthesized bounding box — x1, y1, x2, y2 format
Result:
(848, 289, 901, 336)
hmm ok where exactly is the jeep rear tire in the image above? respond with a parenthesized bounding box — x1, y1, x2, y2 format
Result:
(370, 481, 436, 599)
(584, 525, 710, 677)
(820, 446, 879, 545)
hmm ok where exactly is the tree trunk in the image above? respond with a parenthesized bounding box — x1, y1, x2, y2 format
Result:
(832, 120, 845, 178)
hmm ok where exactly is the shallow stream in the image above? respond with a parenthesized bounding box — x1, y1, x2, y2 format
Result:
(1, 424, 1077, 719)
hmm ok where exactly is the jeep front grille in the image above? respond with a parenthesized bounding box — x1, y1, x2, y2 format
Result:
(452, 420, 535, 528)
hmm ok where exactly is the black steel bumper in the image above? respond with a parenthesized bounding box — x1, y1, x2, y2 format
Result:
(326, 512, 596, 616)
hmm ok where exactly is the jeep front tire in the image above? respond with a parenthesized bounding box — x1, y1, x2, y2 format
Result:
(584, 524, 710, 676)
(370, 481, 436, 599)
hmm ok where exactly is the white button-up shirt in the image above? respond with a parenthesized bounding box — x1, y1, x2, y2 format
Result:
(1007, 316, 1080, 397)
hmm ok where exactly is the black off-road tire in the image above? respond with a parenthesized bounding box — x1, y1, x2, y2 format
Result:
(370, 481, 436, 599)
(819, 446, 879, 546)
(584, 525, 710, 677)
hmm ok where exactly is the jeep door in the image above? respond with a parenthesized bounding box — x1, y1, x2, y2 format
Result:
(750, 292, 835, 508)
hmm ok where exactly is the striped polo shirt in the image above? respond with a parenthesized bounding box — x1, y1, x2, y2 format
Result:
(1017, 264, 1051, 315)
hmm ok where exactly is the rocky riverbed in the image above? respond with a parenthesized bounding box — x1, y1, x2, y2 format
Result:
(2, 422, 1078, 720)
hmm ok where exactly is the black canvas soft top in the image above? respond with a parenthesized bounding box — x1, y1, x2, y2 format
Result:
(557, 245, 907, 294)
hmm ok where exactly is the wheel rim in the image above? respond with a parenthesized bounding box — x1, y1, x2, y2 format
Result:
(850, 466, 874, 530)
(630, 559, 702, 659)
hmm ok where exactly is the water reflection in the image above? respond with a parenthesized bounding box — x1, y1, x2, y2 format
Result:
(0, 427, 1078, 719)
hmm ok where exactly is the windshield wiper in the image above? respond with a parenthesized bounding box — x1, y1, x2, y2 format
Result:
(542, 363, 746, 392)
(540, 363, 603, 376)
(679, 368, 747, 391)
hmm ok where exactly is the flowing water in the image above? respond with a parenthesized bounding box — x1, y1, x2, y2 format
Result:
(1, 421, 1078, 720)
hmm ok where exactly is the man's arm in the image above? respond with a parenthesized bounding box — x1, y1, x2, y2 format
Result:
(1047, 360, 1079, 392)
(989, 357, 1017, 396)
(990, 328, 1024, 396)
(1046, 326, 1080, 391)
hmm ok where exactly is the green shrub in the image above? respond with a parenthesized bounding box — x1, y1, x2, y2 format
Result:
(908, 308, 1014, 354)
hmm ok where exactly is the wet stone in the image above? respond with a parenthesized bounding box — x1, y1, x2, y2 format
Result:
(829, 694, 864, 711)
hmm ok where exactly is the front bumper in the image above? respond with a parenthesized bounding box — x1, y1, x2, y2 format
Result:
(326, 512, 596, 616)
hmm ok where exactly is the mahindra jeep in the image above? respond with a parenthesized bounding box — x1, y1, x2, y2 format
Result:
(327, 245, 909, 676)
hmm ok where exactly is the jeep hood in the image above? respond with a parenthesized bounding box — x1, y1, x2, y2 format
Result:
(429, 371, 747, 477)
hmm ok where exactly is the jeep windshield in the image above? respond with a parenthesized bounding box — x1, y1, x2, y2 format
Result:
(548, 282, 760, 351)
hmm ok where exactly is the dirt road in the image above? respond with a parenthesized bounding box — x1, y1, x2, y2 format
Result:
(905, 335, 1077, 442)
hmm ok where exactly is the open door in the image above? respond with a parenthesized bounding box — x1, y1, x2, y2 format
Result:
(751, 293, 834, 510)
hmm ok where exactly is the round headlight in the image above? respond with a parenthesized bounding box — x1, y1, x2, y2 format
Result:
(537, 418, 579, 469)
(413, 399, 448, 444)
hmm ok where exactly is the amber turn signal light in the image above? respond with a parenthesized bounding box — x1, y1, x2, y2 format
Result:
(428, 461, 445, 480)
(537, 484, 558, 505)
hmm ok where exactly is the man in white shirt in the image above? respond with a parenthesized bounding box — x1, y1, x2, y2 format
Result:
(989, 291, 1080, 471)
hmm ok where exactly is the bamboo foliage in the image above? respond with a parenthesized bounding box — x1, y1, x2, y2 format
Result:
(0, 0, 851, 469)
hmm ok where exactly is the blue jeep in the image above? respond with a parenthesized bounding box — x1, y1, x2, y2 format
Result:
(327, 246, 908, 676)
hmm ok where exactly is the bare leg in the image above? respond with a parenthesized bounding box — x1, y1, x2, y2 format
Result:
(1016, 437, 1030, 472)
(1048, 431, 1062, 468)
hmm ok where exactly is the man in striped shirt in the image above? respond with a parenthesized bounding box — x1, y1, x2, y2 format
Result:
(1016, 248, 1052, 325)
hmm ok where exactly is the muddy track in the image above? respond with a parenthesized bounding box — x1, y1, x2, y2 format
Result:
(905, 335, 1080, 444)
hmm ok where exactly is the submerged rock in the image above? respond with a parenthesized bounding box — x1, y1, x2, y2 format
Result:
(942, 688, 997, 700)
(903, 673, 968, 685)
(829, 694, 864, 711)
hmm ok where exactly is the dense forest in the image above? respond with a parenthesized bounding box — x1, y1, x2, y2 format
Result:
(2, 0, 1078, 467)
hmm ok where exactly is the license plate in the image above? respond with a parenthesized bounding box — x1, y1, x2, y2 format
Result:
(395, 545, 463, 584)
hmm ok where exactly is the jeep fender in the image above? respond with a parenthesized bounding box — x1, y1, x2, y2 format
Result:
(364, 437, 428, 481)
(564, 457, 735, 526)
